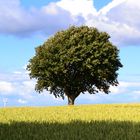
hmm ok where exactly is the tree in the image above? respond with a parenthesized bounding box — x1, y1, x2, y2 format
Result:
(27, 26, 123, 105)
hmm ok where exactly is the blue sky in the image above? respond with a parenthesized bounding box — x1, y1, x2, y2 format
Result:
(0, 0, 140, 107)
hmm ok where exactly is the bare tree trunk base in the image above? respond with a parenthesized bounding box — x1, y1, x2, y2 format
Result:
(68, 96, 75, 105)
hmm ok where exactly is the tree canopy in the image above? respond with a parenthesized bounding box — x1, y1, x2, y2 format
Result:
(27, 26, 123, 105)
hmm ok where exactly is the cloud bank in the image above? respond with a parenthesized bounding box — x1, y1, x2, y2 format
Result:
(0, 69, 65, 106)
(0, 0, 140, 46)
(96, 0, 140, 46)
(0, 0, 84, 36)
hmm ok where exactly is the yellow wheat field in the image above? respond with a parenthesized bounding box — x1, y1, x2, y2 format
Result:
(0, 104, 140, 140)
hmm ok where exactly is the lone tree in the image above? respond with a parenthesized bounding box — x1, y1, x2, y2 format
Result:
(27, 26, 123, 105)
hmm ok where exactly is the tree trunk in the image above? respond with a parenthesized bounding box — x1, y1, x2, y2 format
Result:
(68, 95, 75, 105)
(65, 89, 80, 105)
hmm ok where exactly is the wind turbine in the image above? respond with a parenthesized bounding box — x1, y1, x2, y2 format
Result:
(2, 98, 8, 107)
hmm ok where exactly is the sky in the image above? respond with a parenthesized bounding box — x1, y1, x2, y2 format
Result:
(0, 0, 140, 107)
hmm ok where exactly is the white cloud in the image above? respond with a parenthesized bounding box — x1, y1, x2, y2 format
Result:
(13, 71, 22, 74)
(56, 0, 140, 46)
(20, 80, 35, 95)
(0, 81, 14, 94)
(99, 0, 127, 15)
(103, 0, 140, 28)
(0, 68, 35, 98)
(119, 81, 140, 87)
(0, 0, 140, 46)
(96, 0, 140, 46)
(42, 2, 60, 15)
(110, 86, 120, 94)
(57, 0, 97, 18)
(109, 81, 140, 95)
(0, 0, 84, 36)
(17, 99, 27, 104)
(133, 91, 140, 94)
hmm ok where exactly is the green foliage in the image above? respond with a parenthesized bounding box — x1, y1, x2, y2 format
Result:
(0, 104, 140, 140)
(27, 26, 123, 104)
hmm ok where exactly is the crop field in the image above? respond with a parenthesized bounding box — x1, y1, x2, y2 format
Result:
(0, 104, 140, 140)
